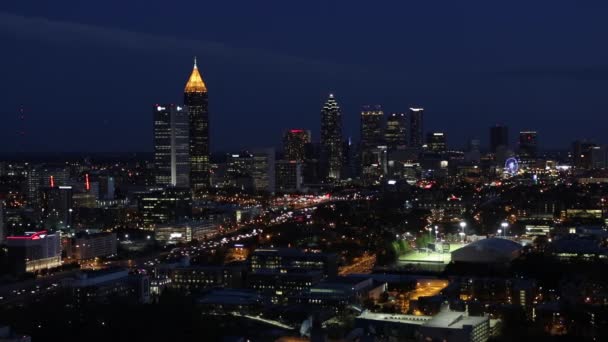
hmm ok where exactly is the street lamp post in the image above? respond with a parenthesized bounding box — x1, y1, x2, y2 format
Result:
(459, 221, 466, 242)
(501, 222, 509, 237)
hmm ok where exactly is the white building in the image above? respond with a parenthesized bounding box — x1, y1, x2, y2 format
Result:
(451, 238, 522, 264)
(6, 231, 62, 273)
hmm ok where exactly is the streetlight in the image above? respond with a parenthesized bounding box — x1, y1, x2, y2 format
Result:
(497, 229, 502, 236)
(459, 221, 466, 242)
(434, 225, 439, 241)
(501, 222, 508, 237)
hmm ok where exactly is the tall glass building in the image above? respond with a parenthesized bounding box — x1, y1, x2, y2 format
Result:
(153, 104, 190, 187)
(320, 94, 343, 181)
(184, 58, 210, 191)
(409, 108, 424, 148)
(360, 105, 385, 168)
(385, 112, 407, 150)
(283, 129, 311, 162)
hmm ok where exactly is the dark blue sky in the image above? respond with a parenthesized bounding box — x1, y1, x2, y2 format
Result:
(1, 1, 608, 153)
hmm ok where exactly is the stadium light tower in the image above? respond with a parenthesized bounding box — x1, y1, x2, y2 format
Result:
(501, 222, 509, 237)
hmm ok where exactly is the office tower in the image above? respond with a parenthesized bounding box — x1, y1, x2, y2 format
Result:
(99, 175, 115, 200)
(283, 129, 311, 161)
(138, 187, 192, 228)
(153, 104, 190, 187)
(6, 231, 62, 274)
(226, 152, 254, 190)
(252, 148, 276, 193)
(360, 105, 385, 149)
(275, 161, 303, 193)
(27, 166, 69, 207)
(468, 139, 481, 152)
(360, 105, 385, 168)
(184, 57, 210, 191)
(519, 131, 538, 158)
(572, 140, 598, 169)
(385, 112, 407, 150)
(320, 94, 343, 181)
(465, 138, 481, 162)
(590, 146, 608, 169)
(490, 125, 509, 153)
(342, 137, 358, 180)
(409, 108, 424, 147)
(40, 186, 73, 230)
(427, 132, 447, 152)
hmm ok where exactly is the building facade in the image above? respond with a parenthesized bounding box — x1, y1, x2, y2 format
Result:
(320, 94, 343, 181)
(283, 129, 311, 162)
(184, 58, 210, 191)
(518, 131, 538, 159)
(409, 108, 424, 148)
(153, 104, 190, 187)
(360, 105, 385, 168)
(490, 125, 509, 153)
(6, 231, 62, 274)
(427, 132, 447, 152)
(385, 112, 407, 150)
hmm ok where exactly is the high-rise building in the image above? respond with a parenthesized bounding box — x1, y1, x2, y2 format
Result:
(409, 108, 424, 148)
(252, 148, 276, 194)
(283, 129, 311, 161)
(138, 187, 192, 228)
(426, 132, 447, 152)
(275, 161, 303, 193)
(225, 152, 254, 190)
(361, 105, 385, 149)
(572, 140, 598, 169)
(385, 112, 407, 150)
(320, 94, 343, 181)
(519, 131, 538, 158)
(40, 186, 73, 230)
(153, 104, 190, 187)
(590, 146, 608, 169)
(184, 58, 210, 191)
(27, 166, 69, 207)
(490, 125, 509, 153)
(360, 105, 385, 169)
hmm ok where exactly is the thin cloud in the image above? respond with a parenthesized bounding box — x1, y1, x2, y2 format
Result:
(495, 66, 608, 81)
(0, 12, 352, 74)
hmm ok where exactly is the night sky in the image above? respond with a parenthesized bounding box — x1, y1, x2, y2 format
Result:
(1, 1, 608, 153)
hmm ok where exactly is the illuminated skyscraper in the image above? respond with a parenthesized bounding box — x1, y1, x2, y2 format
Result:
(184, 58, 210, 191)
(426, 132, 447, 152)
(283, 129, 311, 161)
(519, 131, 538, 158)
(320, 94, 343, 180)
(153, 104, 190, 187)
(385, 112, 407, 150)
(409, 108, 424, 148)
(252, 148, 276, 193)
(361, 105, 385, 172)
(490, 125, 509, 153)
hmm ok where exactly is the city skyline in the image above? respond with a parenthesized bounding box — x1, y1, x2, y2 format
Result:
(3, 3, 608, 341)
(2, 2, 608, 153)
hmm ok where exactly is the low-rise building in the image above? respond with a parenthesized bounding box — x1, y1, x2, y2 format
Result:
(63, 231, 117, 261)
(6, 231, 62, 274)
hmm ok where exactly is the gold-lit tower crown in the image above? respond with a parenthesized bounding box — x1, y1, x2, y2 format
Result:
(184, 57, 207, 93)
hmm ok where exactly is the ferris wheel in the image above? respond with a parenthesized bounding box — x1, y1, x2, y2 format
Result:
(504, 157, 519, 175)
